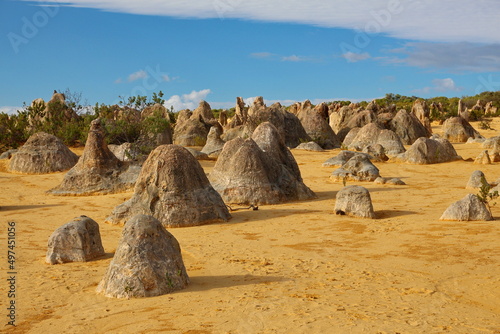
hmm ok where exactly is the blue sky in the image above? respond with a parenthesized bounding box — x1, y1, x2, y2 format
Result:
(1, 0, 500, 114)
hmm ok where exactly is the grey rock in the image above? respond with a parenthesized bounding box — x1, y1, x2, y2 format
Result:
(294, 141, 325, 152)
(330, 154, 380, 182)
(322, 150, 372, 167)
(108, 142, 140, 162)
(0, 149, 18, 160)
(210, 122, 316, 205)
(8, 132, 78, 174)
(389, 109, 430, 145)
(185, 147, 210, 160)
(48, 119, 139, 195)
(96, 214, 189, 298)
(297, 100, 340, 149)
(442, 117, 483, 143)
(201, 126, 225, 156)
(46, 216, 104, 265)
(394, 136, 462, 164)
(474, 150, 491, 165)
(466, 170, 486, 189)
(482, 136, 500, 149)
(342, 127, 361, 148)
(440, 194, 492, 221)
(106, 144, 231, 227)
(348, 123, 405, 156)
(334, 185, 375, 219)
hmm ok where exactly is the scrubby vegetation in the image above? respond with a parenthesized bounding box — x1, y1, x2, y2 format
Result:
(0, 90, 173, 153)
(1, 89, 500, 154)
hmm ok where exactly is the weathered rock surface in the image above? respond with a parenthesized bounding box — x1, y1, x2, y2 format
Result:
(201, 126, 225, 157)
(374, 177, 406, 185)
(108, 142, 140, 162)
(482, 136, 500, 150)
(46, 216, 105, 265)
(411, 99, 432, 134)
(49, 119, 139, 195)
(8, 132, 78, 174)
(440, 194, 492, 221)
(297, 100, 340, 149)
(389, 109, 430, 145)
(0, 149, 18, 160)
(347, 123, 405, 156)
(466, 170, 487, 190)
(106, 145, 231, 227)
(474, 150, 492, 165)
(442, 117, 482, 143)
(334, 185, 376, 219)
(294, 141, 325, 152)
(96, 214, 189, 298)
(322, 151, 372, 167)
(330, 154, 380, 182)
(362, 144, 388, 162)
(210, 122, 316, 205)
(185, 147, 210, 160)
(173, 101, 217, 146)
(393, 136, 462, 164)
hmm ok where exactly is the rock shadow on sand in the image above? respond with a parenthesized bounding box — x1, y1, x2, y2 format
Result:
(0, 204, 61, 211)
(185, 274, 289, 292)
(376, 210, 420, 219)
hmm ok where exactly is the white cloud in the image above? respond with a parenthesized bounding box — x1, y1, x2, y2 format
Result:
(386, 42, 500, 72)
(164, 89, 212, 111)
(0, 106, 23, 115)
(282, 55, 305, 62)
(161, 74, 171, 82)
(342, 51, 370, 62)
(27, 0, 500, 43)
(413, 78, 461, 95)
(250, 52, 275, 59)
(114, 78, 123, 84)
(128, 70, 148, 82)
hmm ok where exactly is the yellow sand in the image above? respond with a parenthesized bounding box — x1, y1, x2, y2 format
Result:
(1, 121, 499, 334)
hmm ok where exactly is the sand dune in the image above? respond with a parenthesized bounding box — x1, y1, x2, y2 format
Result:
(1, 121, 499, 333)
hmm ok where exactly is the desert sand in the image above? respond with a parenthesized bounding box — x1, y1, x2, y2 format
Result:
(1, 121, 499, 334)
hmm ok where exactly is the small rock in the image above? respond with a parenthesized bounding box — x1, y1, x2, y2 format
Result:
(334, 185, 375, 219)
(46, 216, 105, 264)
(440, 194, 492, 221)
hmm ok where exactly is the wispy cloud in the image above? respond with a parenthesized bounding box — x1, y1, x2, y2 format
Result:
(128, 70, 148, 82)
(281, 55, 307, 62)
(25, 0, 500, 44)
(164, 89, 212, 111)
(250, 52, 275, 59)
(342, 51, 370, 63)
(413, 78, 462, 95)
(386, 42, 500, 73)
(251, 52, 316, 63)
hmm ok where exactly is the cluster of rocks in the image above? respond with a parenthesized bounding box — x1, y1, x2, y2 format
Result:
(48, 119, 140, 195)
(106, 144, 231, 227)
(8, 132, 78, 174)
(393, 135, 462, 164)
(46, 214, 189, 299)
(324, 151, 405, 184)
(210, 122, 316, 205)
